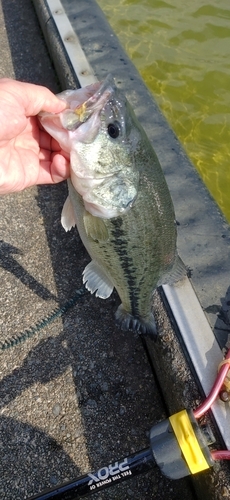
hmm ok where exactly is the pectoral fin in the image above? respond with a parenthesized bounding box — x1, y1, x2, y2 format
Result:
(83, 211, 109, 242)
(61, 196, 77, 231)
(83, 260, 114, 299)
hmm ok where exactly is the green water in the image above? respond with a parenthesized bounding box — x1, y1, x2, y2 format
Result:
(97, 0, 230, 222)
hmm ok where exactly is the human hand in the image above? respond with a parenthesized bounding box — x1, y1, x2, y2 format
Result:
(0, 78, 70, 195)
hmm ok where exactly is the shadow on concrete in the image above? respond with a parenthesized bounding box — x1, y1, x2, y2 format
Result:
(0, 332, 72, 408)
(205, 286, 230, 350)
(1, 0, 60, 87)
(0, 240, 57, 301)
(0, 415, 79, 498)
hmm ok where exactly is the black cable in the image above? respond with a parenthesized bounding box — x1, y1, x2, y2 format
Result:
(0, 287, 88, 351)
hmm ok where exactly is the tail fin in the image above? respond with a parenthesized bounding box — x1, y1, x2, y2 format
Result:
(115, 304, 157, 337)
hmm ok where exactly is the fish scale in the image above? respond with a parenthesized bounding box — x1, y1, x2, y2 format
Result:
(39, 75, 186, 335)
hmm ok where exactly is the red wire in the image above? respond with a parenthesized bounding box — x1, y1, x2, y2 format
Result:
(193, 348, 230, 460)
(193, 348, 230, 419)
(211, 450, 230, 460)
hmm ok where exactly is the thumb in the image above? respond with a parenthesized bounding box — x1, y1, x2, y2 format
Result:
(0, 78, 67, 116)
(0, 79, 67, 116)
(23, 82, 67, 116)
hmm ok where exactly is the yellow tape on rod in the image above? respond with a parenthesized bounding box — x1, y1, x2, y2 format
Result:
(169, 410, 210, 474)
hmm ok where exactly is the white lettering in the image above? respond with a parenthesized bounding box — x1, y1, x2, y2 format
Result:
(96, 478, 112, 488)
(98, 467, 109, 481)
(108, 462, 120, 476)
(119, 458, 129, 472)
(112, 474, 121, 481)
(87, 457, 130, 486)
(88, 473, 100, 486)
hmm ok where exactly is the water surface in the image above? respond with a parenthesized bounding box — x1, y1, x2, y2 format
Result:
(97, 0, 230, 221)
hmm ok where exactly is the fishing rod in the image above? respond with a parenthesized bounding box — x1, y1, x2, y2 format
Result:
(29, 447, 155, 499)
(28, 347, 230, 499)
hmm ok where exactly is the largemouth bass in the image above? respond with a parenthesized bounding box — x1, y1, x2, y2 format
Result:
(39, 76, 185, 335)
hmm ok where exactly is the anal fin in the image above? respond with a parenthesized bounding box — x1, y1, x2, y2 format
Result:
(83, 260, 114, 299)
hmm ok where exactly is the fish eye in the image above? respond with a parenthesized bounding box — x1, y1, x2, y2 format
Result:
(107, 122, 120, 139)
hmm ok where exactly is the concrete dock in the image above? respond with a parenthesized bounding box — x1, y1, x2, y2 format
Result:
(0, 1, 230, 499)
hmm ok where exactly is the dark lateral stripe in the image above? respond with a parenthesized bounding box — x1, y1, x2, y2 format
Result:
(110, 217, 140, 316)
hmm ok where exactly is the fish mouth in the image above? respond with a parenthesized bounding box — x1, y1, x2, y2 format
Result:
(59, 75, 116, 132)
(72, 75, 116, 124)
